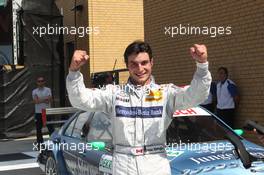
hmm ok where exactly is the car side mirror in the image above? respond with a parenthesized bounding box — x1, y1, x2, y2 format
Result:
(53, 136, 61, 144)
(225, 131, 258, 169)
(226, 127, 264, 170)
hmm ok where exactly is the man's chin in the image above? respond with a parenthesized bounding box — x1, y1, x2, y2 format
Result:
(133, 78, 148, 85)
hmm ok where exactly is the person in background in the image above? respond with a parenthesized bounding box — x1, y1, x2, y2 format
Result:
(200, 81, 216, 113)
(32, 77, 53, 148)
(104, 72, 114, 85)
(216, 67, 239, 128)
(92, 72, 114, 88)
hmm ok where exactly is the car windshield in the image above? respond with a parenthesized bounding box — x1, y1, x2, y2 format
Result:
(166, 115, 230, 144)
(73, 112, 234, 147)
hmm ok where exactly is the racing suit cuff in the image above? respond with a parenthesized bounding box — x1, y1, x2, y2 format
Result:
(196, 61, 208, 69)
(196, 61, 209, 76)
(67, 70, 82, 81)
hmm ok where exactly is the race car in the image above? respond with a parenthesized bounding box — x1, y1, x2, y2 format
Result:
(37, 107, 264, 175)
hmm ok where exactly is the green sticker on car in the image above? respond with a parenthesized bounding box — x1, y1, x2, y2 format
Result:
(166, 150, 184, 157)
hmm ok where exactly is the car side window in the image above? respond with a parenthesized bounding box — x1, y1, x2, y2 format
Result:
(71, 112, 94, 139)
(86, 112, 112, 143)
(64, 117, 77, 137)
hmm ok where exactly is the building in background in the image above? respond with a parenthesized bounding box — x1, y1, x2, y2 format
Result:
(143, 0, 264, 143)
(0, 0, 144, 138)
(0, 0, 65, 138)
(0, 0, 262, 143)
(55, 0, 263, 143)
(55, 0, 144, 86)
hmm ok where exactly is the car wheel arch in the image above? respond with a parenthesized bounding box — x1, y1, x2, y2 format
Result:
(45, 152, 59, 175)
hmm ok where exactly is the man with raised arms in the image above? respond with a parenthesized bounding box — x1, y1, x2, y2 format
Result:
(66, 41, 211, 175)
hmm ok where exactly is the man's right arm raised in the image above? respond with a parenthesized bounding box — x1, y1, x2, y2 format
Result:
(66, 50, 113, 114)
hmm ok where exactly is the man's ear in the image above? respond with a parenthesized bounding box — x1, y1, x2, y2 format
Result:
(150, 58, 154, 66)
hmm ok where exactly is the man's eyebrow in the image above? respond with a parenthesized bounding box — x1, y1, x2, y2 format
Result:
(130, 59, 149, 64)
(129, 60, 138, 64)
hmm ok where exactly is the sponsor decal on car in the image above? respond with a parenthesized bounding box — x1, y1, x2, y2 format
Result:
(166, 150, 184, 157)
(65, 157, 99, 175)
(173, 107, 211, 117)
(189, 153, 234, 164)
(99, 154, 112, 174)
(249, 151, 264, 158)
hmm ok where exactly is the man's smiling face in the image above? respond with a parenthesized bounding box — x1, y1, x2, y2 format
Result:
(127, 52, 153, 86)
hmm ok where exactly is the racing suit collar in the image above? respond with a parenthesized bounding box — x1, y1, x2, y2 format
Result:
(127, 75, 156, 88)
(126, 75, 155, 99)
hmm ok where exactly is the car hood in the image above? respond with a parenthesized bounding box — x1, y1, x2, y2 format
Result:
(167, 140, 264, 175)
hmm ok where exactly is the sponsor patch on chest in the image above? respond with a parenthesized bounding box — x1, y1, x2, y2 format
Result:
(145, 89, 163, 102)
(116, 96, 130, 103)
(115, 105, 163, 118)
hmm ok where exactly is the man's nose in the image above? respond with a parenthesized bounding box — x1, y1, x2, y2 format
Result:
(137, 64, 144, 72)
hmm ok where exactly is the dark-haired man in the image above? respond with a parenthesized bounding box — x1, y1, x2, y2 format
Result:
(32, 77, 52, 147)
(66, 41, 211, 175)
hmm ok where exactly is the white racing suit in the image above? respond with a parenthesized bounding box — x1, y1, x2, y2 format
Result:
(66, 62, 211, 175)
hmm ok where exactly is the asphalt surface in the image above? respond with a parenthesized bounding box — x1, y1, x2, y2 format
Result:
(0, 168, 44, 175)
(0, 136, 48, 175)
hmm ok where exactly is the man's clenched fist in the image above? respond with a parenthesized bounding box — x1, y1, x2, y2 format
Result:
(69, 50, 89, 71)
(190, 44, 208, 63)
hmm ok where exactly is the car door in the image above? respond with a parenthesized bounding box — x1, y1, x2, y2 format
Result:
(81, 112, 113, 175)
(72, 112, 103, 175)
(60, 111, 95, 175)
(60, 114, 77, 175)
